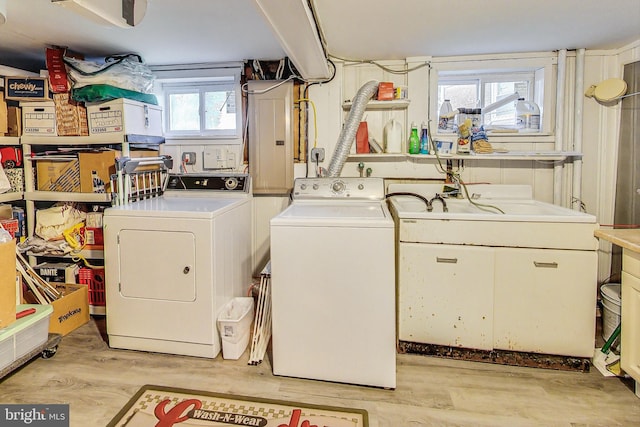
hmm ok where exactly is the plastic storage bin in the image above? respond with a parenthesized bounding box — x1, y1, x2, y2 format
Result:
(0, 304, 53, 371)
(217, 297, 254, 360)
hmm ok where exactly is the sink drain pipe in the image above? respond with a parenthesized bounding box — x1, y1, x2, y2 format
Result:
(327, 80, 379, 177)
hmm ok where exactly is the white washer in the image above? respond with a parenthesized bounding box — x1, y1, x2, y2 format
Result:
(270, 177, 396, 388)
(104, 174, 252, 358)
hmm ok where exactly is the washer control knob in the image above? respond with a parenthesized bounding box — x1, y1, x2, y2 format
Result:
(313, 183, 319, 190)
(225, 177, 238, 190)
(300, 183, 307, 190)
(358, 184, 364, 190)
(331, 180, 345, 194)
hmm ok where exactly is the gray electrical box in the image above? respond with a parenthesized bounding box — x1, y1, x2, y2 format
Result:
(248, 80, 294, 194)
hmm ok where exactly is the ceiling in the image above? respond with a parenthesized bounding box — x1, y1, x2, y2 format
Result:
(0, 0, 639, 75)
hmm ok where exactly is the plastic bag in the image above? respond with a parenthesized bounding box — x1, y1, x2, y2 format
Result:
(0, 164, 10, 194)
(72, 84, 158, 105)
(35, 204, 86, 241)
(64, 54, 155, 94)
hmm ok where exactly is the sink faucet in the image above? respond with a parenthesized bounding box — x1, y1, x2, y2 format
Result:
(429, 194, 448, 212)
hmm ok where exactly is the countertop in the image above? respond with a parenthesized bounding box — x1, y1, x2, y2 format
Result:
(594, 229, 640, 253)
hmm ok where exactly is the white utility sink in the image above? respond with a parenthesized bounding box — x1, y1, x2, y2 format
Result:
(387, 184, 598, 250)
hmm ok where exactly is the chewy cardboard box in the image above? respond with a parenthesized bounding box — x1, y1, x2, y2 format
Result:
(0, 239, 17, 329)
(48, 284, 89, 336)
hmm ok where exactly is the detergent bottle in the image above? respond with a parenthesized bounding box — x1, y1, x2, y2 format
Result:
(383, 118, 403, 153)
(408, 122, 420, 154)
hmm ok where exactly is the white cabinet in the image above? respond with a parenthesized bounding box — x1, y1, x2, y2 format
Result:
(493, 247, 597, 357)
(398, 242, 494, 350)
(622, 250, 640, 398)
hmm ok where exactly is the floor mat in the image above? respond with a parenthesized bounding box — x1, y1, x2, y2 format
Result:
(108, 384, 368, 426)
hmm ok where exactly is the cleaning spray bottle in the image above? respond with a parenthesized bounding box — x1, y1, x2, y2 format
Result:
(419, 122, 429, 154)
(408, 122, 420, 155)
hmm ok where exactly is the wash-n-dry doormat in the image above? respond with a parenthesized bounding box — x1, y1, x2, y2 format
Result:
(108, 384, 369, 427)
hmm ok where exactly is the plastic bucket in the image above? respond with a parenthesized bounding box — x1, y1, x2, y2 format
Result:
(600, 283, 621, 349)
(218, 297, 254, 360)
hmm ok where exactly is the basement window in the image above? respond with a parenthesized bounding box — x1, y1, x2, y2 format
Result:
(163, 81, 239, 138)
(151, 63, 244, 142)
(430, 54, 555, 135)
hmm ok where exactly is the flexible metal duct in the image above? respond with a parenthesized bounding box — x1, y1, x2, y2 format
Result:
(327, 80, 379, 177)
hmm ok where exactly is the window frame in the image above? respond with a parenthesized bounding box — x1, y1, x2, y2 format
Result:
(151, 63, 244, 144)
(429, 54, 556, 138)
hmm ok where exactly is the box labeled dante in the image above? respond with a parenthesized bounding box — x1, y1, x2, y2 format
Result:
(87, 98, 162, 138)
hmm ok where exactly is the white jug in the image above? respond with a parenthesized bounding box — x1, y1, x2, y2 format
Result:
(383, 119, 402, 153)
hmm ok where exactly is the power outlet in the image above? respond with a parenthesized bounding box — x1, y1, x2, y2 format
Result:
(311, 147, 325, 162)
(182, 152, 197, 165)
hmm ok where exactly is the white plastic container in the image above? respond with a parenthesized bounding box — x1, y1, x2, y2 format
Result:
(515, 98, 541, 132)
(0, 304, 53, 371)
(217, 297, 254, 360)
(383, 118, 403, 153)
(600, 283, 621, 349)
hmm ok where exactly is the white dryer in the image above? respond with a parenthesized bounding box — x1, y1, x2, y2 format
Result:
(103, 174, 252, 358)
(270, 177, 396, 388)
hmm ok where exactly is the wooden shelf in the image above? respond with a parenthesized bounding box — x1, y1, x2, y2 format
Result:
(347, 151, 582, 162)
(24, 191, 112, 203)
(0, 192, 23, 202)
(0, 136, 21, 145)
(342, 99, 410, 111)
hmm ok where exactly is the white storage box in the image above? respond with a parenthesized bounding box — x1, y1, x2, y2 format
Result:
(218, 297, 254, 360)
(87, 98, 163, 138)
(0, 304, 53, 371)
(21, 101, 57, 136)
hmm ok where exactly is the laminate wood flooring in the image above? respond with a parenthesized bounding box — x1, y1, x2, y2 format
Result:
(1, 317, 639, 426)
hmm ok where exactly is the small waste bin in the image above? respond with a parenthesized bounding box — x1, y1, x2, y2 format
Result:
(218, 297, 254, 360)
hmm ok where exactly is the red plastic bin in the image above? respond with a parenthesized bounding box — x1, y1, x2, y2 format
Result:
(78, 267, 106, 306)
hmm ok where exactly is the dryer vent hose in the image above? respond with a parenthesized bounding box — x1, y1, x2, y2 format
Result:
(327, 80, 379, 177)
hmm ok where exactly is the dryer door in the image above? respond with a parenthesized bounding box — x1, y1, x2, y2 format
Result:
(118, 229, 196, 301)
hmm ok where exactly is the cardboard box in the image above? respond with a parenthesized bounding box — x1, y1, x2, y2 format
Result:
(87, 98, 162, 138)
(6, 106, 22, 137)
(78, 150, 118, 193)
(36, 158, 80, 192)
(21, 101, 57, 136)
(0, 239, 17, 329)
(0, 92, 7, 135)
(53, 92, 88, 136)
(5, 77, 50, 101)
(48, 284, 89, 336)
(34, 262, 79, 284)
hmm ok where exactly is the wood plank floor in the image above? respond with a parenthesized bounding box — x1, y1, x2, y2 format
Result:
(1, 317, 639, 426)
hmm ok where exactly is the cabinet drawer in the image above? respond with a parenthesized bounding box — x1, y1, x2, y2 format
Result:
(623, 250, 640, 278)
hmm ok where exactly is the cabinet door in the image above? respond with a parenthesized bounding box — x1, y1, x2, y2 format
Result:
(494, 248, 597, 357)
(621, 270, 640, 385)
(398, 242, 494, 350)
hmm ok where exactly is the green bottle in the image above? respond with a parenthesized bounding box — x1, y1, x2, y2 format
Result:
(408, 122, 420, 154)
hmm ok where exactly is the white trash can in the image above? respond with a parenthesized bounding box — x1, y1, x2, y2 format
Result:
(218, 297, 254, 360)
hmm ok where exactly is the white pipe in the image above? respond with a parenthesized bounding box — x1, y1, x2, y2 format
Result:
(572, 48, 585, 211)
(554, 49, 567, 205)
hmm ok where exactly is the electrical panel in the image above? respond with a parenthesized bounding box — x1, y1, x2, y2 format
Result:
(248, 80, 293, 194)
